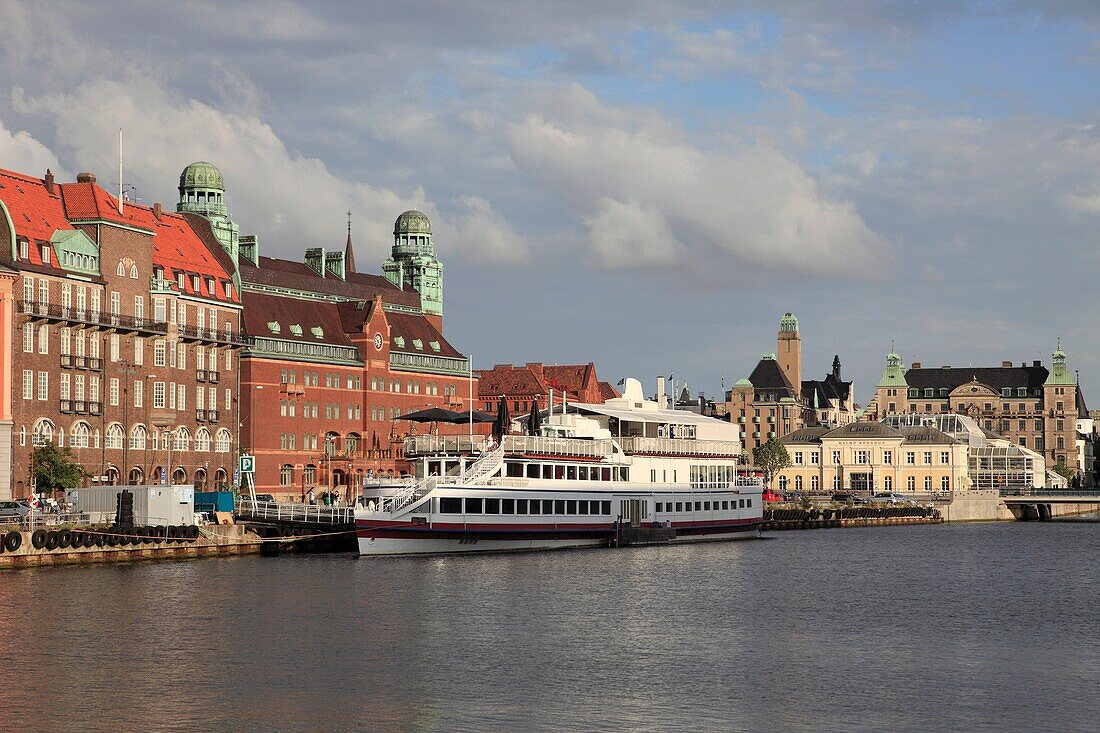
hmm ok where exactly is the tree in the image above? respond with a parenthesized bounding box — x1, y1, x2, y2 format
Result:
(1051, 462, 1076, 487)
(32, 442, 87, 495)
(753, 438, 791, 487)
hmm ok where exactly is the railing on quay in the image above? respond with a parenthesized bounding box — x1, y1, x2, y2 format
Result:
(1000, 488, 1100, 498)
(236, 498, 354, 525)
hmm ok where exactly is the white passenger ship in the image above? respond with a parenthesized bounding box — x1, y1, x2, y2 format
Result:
(355, 379, 763, 556)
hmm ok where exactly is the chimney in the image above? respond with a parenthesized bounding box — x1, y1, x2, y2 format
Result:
(43, 169, 55, 194)
(153, 202, 162, 220)
(1033, 360, 1041, 367)
(1001, 360, 1012, 368)
(304, 248, 325, 276)
(76, 172, 96, 184)
(526, 362, 544, 378)
(912, 362, 921, 369)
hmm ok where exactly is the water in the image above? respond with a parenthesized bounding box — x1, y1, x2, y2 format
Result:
(2, 520, 1099, 732)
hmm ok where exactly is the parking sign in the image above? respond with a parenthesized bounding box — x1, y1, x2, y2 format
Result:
(240, 455, 255, 474)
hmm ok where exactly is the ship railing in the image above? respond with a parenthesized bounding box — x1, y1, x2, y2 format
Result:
(381, 476, 438, 513)
(618, 437, 744, 457)
(404, 435, 490, 456)
(460, 443, 506, 485)
(501, 435, 615, 458)
(236, 498, 354, 524)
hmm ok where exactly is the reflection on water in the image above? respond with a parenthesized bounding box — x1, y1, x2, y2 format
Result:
(2, 521, 1100, 732)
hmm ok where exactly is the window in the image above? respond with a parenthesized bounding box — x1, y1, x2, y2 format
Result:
(109, 378, 119, 406)
(133, 380, 143, 408)
(832, 450, 841, 465)
(215, 430, 231, 453)
(940, 451, 949, 464)
(906, 451, 915, 465)
(153, 382, 166, 409)
(280, 465, 294, 486)
(154, 340, 166, 366)
(38, 324, 48, 354)
(883, 450, 892, 465)
(855, 450, 869, 465)
(924, 476, 933, 491)
(923, 451, 932, 464)
(907, 476, 915, 490)
(941, 476, 950, 491)
(130, 264, 138, 279)
(883, 476, 892, 490)
(794, 452, 803, 465)
(22, 324, 32, 353)
(37, 372, 48, 401)
(22, 370, 32, 400)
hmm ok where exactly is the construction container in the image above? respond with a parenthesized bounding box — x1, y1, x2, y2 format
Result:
(67, 485, 196, 525)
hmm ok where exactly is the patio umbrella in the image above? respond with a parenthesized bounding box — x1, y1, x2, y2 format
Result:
(527, 400, 542, 435)
(471, 411, 497, 423)
(493, 397, 510, 441)
(399, 407, 465, 423)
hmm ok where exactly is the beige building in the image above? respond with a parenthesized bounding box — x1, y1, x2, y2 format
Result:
(725, 312, 855, 462)
(778, 414, 1046, 495)
(863, 345, 1092, 484)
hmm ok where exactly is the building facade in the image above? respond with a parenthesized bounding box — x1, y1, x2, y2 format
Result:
(724, 313, 855, 463)
(777, 414, 1045, 495)
(863, 347, 1092, 483)
(477, 362, 619, 416)
(234, 203, 477, 498)
(0, 166, 243, 496)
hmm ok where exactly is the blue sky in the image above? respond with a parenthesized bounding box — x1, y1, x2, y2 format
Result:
(1, 1, 1098, 404)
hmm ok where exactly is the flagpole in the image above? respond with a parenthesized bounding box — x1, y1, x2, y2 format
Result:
(468, 353, 473, 440)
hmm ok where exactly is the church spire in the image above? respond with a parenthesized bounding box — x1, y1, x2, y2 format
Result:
(344, 210, 356, 274)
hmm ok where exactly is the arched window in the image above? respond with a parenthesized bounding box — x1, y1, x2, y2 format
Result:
(117, 261, 125, 276)
(130, 424, 147, 450)
(215, 429, 231, 453)
(174, 427, 191, 452)
(70, 422, 90, 449)
(32, 419, 55, 446)
(129, 264, 138, 279)
(794, 475, 802, 491)
(195, 428, 211, 452)
(324, 431, 339, 455)
(345, 433, 360, 455)
(106, 423, 125, 449)
(280, 464, 294, 486)
(304, 464, 317, 486)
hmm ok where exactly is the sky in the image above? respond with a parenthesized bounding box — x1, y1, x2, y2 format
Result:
(1, 1, 1099, 406)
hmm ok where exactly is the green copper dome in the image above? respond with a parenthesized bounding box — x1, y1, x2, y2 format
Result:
(179, 161, 225, 191)
(394, 209, 431, 236)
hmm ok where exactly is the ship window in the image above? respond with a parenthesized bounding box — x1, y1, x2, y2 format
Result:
(579, 501, 589, 515)
(723, 501, 729, 510)
(526, 463, 539, 478)
(537, 499, 550, 514)
(566, 500, 577, 514)
(739, 499, 745, 508)
(566, 466, 576, 480)
(619, 468, 628, 482)
(674, 502, 682, 512)
(556, 465, 565, 480)
(501, 499, 515, 515)
(485, 498, 500, 514)
(694, 502, 701, 511)
(439, 497, 462, 514)
(528, 500, 541, 515)
(542, 465, 552, 479)
(601, 501, 612, 515)
(747, 499, 752, 507)
(554, 500, 566, 514)
(704, 502, 711, 511)
(578, 466, 588, 480)
(516, 499, 528, 514)
(506, 462, 523, 478)
(464, 497, 483, 514)
(601, 467, 611, 481)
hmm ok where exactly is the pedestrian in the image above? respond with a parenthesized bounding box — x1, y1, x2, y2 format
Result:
(307, 488, 315, 505)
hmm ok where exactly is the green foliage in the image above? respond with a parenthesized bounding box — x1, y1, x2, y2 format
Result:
(32, 442, 87, 494)
(1052, 462, 1076, 485)
(753, 438, 791, 486)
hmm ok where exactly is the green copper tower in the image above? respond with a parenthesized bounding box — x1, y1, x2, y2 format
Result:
(176, 161, 240, 268)
(384, 210, 443, 320)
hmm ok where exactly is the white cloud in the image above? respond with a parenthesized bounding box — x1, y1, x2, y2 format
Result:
(506, 84, 887, 278)
(10, 75, 523, 265)
(0, 119, 65, 178)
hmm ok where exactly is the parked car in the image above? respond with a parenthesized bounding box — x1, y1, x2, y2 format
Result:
(872, 492, 911, 505)
(252, 493, 277, 503)
(831, 492, 868, 505)
(0, 500, 31, 520)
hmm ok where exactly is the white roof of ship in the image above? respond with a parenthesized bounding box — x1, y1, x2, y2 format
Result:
(570, 401, 726, 426)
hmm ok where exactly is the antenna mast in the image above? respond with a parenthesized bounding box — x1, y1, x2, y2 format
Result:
(118, 128, 124, 215)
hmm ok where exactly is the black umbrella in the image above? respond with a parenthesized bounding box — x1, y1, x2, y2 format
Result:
(493, 396, 510, 441)
(471, 411, 497, 423)
(399, 407, 465, 423)
(527, 400, 542, 436)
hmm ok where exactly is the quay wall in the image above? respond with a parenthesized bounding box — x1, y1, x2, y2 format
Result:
(0, 525, 262, 569)
(940, 490, 1097, 522)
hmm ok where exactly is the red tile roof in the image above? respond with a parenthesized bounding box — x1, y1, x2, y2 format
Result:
(241, 256, 421, 309)
(0, 168, 72, 267)
(386, 310, 464, 359)
(477, 365, 549, 398)
(241, 291, 356, 348)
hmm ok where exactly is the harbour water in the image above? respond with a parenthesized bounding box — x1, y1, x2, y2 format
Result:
(3, 518, 1099, 732)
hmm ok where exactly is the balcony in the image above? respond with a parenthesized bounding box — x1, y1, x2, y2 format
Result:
(281, 383, 305, 396)
(60, 399, 73, 414)
(179, 323, 253, 347)
(208, 370, 220, 384)
(207, 410, 220, 423)
(195, 409, 207, 422)
(196, 369, 207, 382)
(19, 300, 169, 335)
(89, 402, 102, 416)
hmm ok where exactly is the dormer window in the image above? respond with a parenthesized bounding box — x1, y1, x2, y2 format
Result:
(267, 321, 280, 334)
(412, 339, 423, 350)
(393, 336, 405, 348)
(429, 341, 441, 352)
(177, 272, 185, 289)
(225, 282, 233, 299)
(207, 277, 215, 294)
(310, 326, 323, 338)
(289, 324, 303, 336)
(18, 239, 28, 260)
(192, 275, 200, 292)
(40, 244, 51, 264)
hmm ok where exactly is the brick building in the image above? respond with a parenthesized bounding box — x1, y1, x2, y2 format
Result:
(0, 166, 244, 496)
(724, 313, 856, 462)
(863, 346, 1094, 483)
(477, 362, 619, 416)
(235, 206, 478, 499)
